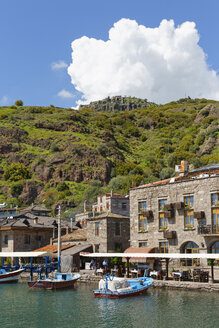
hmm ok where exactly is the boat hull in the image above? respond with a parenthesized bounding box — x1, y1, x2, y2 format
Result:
(93, 286, 150, 298)
(0, 269, 24, 283)
(28, 274, 80, 290)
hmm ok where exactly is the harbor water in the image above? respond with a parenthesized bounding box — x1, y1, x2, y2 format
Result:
(0, 282, 218, 328)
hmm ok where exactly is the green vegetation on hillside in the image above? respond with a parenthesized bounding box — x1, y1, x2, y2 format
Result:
(0, 97, 218, 214)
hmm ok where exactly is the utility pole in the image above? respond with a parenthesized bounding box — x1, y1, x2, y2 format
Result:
(57, 205, 61, 272)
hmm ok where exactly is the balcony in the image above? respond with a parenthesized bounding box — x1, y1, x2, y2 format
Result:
(198, 225, 219, 235)
(194, 211, 205, 219)
(163, 230, 177, 239)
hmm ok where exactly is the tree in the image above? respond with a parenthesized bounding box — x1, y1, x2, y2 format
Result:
(14, 100, 23, 106)
(4, 163, 31, 182)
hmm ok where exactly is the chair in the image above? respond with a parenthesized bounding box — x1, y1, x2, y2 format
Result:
(181, 271, 190, 281)
(193, 269, 201, 282)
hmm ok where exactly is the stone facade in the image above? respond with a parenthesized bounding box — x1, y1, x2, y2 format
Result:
(0, 229, 52, 252)
(92, 192, 130, 217)
(86, 213, 130, 253)
(129, 174, 219, 267)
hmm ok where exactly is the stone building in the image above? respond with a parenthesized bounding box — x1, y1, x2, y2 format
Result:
(75, 191, 130, 227)
(129, 163, 219, 267)
(86, 212, 130, 253)
(0, 212, 69, 252)
(92, 191, 130, 217)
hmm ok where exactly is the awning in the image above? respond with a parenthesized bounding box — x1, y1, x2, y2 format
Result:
(123, 247, 157, 262)
(0, 251, 58, 258)
(80, 252, 219, 259)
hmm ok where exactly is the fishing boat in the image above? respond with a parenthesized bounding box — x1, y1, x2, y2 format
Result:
(28, 272, 81, 290)
(93, 274, 154, 298)
(0, 268, 24, 283)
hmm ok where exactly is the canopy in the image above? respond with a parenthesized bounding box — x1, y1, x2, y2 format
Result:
(80, 252, 219, 259)
(0, 251, 57, 258)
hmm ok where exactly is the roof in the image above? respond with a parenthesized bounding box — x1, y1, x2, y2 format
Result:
(53, 229, 87, 242)
(189, 163, 219, 173)
(61, 244, 92, 256)
(132, 175, 182, 190)
(131, 163, 219, 191)
(88, 212, 129, 220)
(0, 213, 70, 230)
(80, 252, 219, 260)
(0, 251, 57, 258)
(101, 193, 127, 198)
(33, 244, 73, 253)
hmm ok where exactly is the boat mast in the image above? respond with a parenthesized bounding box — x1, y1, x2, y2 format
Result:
(58, 205, 61, 272)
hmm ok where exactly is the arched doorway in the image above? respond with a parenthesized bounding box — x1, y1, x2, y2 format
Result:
(183, 241, 199, 266)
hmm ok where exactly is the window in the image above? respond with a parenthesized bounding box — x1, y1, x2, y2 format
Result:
(159, 199, 168, 230)
(95, 222, 100, 236)
(139, 214, 147, 232)
(114, 243, 121, 252)
(24, 234, 30, 244)
(139, 201, 147, 213)
(159, 199, 167, 212)
(184, 195, 194, 209)
(94, 207, 97, 212)
(184, 196, 194, 228)
(115, 222, 121, 236)
(211, 193, 219, 233)
(212, 208, 219, 233)
(211, 193, 219, 206)
(183, 241, 199, 266)
(139, 242, 147, 247)
(159, 242, 168, 253)
(4, 235, 8, 245)
(211, 241, 219, 253)
(122, 202, 127, 210)
(100, 206, 103, 212)
(159, 213, 168, 230)
(94, 244, 99, 252)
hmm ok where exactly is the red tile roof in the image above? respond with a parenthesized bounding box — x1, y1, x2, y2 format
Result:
(33, 244, 72, 253)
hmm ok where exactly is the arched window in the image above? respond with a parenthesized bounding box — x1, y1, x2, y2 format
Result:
(211, 241, 219, 253)
(183, 241, 199, 266)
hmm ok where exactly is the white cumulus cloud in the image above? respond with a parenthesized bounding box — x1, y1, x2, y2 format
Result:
(68, 18, 219, 105)
(51, 60, 68, 70)
(57, 89, 75, 98)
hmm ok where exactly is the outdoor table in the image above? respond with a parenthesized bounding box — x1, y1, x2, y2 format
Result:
(172, 272, 183, 280)
(149, 271, 159, 279)
(131, 269, 138, 278)
(96, 268, 103, 275)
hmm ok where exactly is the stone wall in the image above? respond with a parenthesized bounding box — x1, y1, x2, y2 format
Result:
(0, 229, 53, 252)
(86, 217, 130, 253)
(129, 175, 219, 266)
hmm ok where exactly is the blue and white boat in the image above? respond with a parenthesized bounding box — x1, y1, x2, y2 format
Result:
(93, 274, 154, 298)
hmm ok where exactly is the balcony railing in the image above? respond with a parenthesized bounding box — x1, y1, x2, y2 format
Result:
(198, 225, 219, 235)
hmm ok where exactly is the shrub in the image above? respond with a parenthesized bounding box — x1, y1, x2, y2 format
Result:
(57, 182, 69, 192)
(10, 182, 24, 196)
(14, 100, 23, 106)
(4, 163, 31, 182)
(159, 167, 175, 180)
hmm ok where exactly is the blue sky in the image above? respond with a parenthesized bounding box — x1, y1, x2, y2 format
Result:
(1, 0, 219, 107)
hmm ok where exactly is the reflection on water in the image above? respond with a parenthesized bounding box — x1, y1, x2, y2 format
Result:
(0, 282, 218, 328)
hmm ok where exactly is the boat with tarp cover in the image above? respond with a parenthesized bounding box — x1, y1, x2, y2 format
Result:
(28, 272, 81, 290)
(93, 274, 154, 298)
(0, 268, 24, 283)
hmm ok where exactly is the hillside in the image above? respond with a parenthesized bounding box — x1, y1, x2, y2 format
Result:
(0, 97, 218, 213)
